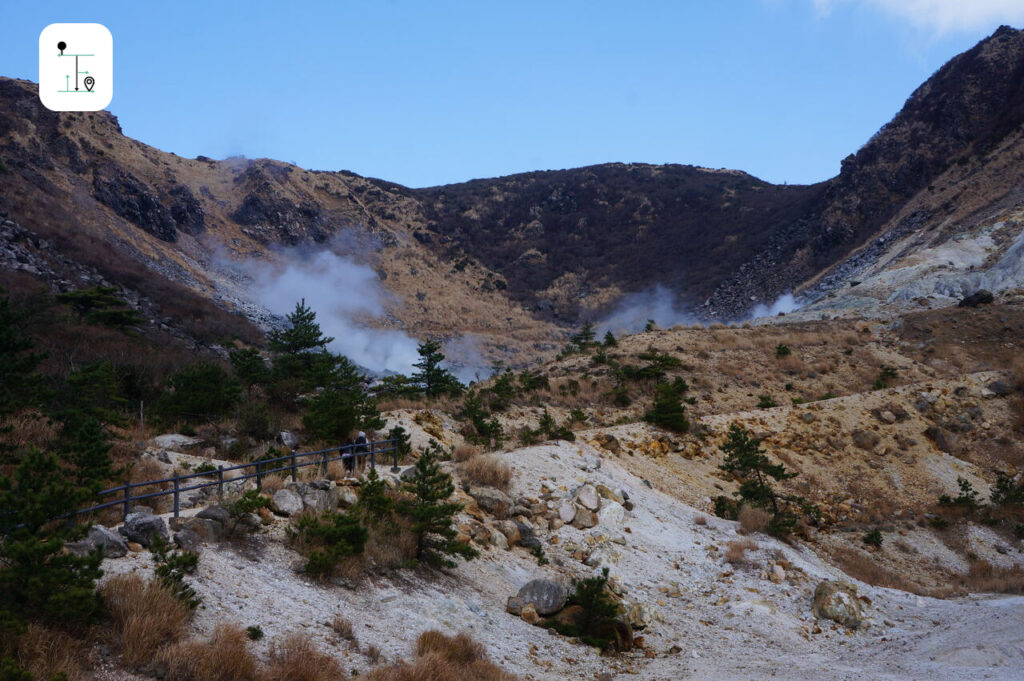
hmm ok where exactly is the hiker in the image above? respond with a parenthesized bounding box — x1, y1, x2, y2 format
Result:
(342, 435, 356, 475)
(349, 431, 368, 474)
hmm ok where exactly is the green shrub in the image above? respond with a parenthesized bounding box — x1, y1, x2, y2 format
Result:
(713, 495, 740, 520)
(397, 449, 478, 568)
(292, 510, 367, 576)
(991, 473, 1024, 506)
(862, 528, 883, 548)
(245, 625, 264, 641)
(643, 379, 690, 433)
(873, 366, 898, 390)
(775, 343, 791, 357)
(158, 361, 241, 423)
(939, 478, 980, 508)
(544, 568, 624, 651)
(756, 394, 777, 409)
(149, 535, 200, 609)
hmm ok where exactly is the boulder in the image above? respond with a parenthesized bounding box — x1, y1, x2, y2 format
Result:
(187, 517, 225, 542)
(597, 501, 625, 529)
(489, 528, 509, 550)
(196, 505, 231, 526)
(595, 484, 624, 505)
(88, 524, 128, 558)
(513, 579, 569, 616)
(173, 528, 203, 552)
(300, 487, 333, 513)
(576, 484, 601, 511)
(558, 500, 577, 524)
(812, 580, 863, 629)
(118, 511, 169, 547)
(279, 431, 299, 447)
(572, 506, 598, 529)
(851, 429, 880, 451)
(624, 603, 654, 630)
(336, 486, 360, 508)
(469, 486, 513, 514)
(987, 380, 1015, 397)
(497, 520, 521, 547)
(958, 290, 994, 308)
(270, 488, 303, 516)
(150, 434, 202, 449)
(593, 433, 621, 454)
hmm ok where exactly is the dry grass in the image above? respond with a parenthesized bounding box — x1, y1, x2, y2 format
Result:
(259, 473, 286, 495)
(459, 455, 512, 492)
(264, 632, 347, 681)
(452, 444, 482, 463)
(101, 574, 191, 668)
(15, 624, 90, 681)
(827, 545, 922, 594)
(331, 614, 356, 642)
(945, 560, 1024, 596)
(158, 623, 258, 681)
(0, 410, 58, 451)
(129, 457, 171, 513)
(363, 644, 382, 665)
(361, 631, 517, 681)
(724, 538, 758, 565)
(694, 515, 707, 526)
(738, 506, 772, 535)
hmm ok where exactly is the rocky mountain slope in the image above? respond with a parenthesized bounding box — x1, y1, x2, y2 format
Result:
(3, 27, 1024, 366)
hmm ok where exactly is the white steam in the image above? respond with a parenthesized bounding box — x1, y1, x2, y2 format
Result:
(245, 249, 421, 375)
(750, 293, 801, 318)
(596, 285, 697, 334)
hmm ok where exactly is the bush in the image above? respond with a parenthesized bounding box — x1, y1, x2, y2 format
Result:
(149, 536, 200, 609)
(158, 361, 241, 423)
(775, 343, 791, 357)
(756, 394, 777, 409)
(543, 568, 626, 652)
(863, 528, 883, 548)
(939, 478, 980, 508)
(291, 510, 368, 577)
(873, 366, 898, 390)
(643, 379, 690, 433)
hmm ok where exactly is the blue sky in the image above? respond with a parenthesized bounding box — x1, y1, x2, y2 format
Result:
(3, 1, 1023, 187)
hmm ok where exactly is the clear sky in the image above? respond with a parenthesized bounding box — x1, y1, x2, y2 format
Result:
(3, 1, 1024, 188)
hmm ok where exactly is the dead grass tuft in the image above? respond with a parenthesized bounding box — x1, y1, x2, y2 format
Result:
(259, 473, 287, 495)
(362, 631, 517, 681)
(159, 623, 258, 681)
(693, 515, 707, 526)
(331, 614, 356, 642)
(101, 574, 191, 668)
(724, 538, 758, 565)
(827, 545, 922, 593)
(738, 506, 772, 535)
(0, 411, 58, 451)
(264, 632, 347, 681)
(452, 444, 482, 463)
(16, 623, 89, 681)
(459, 455, 512, 492)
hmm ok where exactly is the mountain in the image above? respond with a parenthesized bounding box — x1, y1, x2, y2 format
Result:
(2, 26, 1024, 365)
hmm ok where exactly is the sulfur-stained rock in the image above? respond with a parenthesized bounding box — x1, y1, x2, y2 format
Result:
(812, 580, 863, 629)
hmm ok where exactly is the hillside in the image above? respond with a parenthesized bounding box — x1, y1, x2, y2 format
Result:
(2, 27, 1024, 369)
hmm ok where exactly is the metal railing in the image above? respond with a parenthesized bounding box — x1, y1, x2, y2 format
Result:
(64, 438, 401, 524)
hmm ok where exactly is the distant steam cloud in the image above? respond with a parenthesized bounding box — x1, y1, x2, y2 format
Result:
(596, 286, 801, 332)
(597, 285, 697, 334)
(812, 0, 1024, 35)
(246, 249, 421, 374)
(750, 293, 801, 318)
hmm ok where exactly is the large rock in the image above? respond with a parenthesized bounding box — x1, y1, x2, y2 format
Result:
(558, 499, 577, 524)
(497, 520, 521, 547)
(336, 486, 360, 508)
(196, 505, 231, 526)
(173, 528, 203, 552)
(150, 434, 202, 449)
(595, 484, 624, 505)
(511, 579, 569, 616)
(572, 506, 598, 529)
(300, 487, 333, 513)
(851, 429, 880, 451)
(812, 580, 863, 629)
(118, 511, 169, 547)
(958, 290, 994, 308)
(575, 484, 601, 511)
(597, 501, 625, 529)
(469, 486, 513, 514)
(88, 524, 128, 558)
(270, 488, 303, 516)
(279, 431, 299, 447)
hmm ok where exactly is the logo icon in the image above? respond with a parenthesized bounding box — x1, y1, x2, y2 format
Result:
(39, 23, 113, 112)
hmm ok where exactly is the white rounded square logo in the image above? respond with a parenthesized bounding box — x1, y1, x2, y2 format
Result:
(39, 23, 113, 112)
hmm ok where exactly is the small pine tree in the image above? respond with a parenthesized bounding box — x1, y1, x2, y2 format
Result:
(357, 467, 392, 523)
(644, 379, 690, 433)
(398, 449, 478, 568)
(158, 361, 241, 423)
(603, 331, 617, 347)
(411, 340, 463, 398)
(230, 347, 270, 387)
(0, 295, 46, 457)
(268, 299, 334, 356)
(719, 424, 808, 536)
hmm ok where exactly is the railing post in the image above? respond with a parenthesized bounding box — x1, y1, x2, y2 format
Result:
(173, 472, 180, 519)
(321, 451, 328, 477)
(256, 460, 263, 491)
(369, 440, 376, 471)
(217, 466, 225, 500)
(290, 450, 297, 482)
(122, 481, 131, 520)
(391, 438, 400, 473)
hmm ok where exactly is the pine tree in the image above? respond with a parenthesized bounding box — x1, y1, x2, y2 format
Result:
(411, 340, 463, 397)
(0, 448, 103, 635)
(603, 331, 617, 347)
(268, 300, 336, 386)
(643, 380, 690, 433)
(158, 361, 241, 423)
(302, 356, 383, 442)
(229, 347, 270, 387)
(357, 467, 392, 522)
(398, 449, 478, 568)
(0, 296, 46, 458)
(718, 424, 810, 536)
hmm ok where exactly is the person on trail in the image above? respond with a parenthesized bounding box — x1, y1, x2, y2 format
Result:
(348, 431, 368, 474)
(342, 435, 356, 475)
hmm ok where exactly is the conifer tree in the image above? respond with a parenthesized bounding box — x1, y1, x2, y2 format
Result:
(411, 340, 463, 397)
(399, 449, 478, 567)
(268, 300, 336, 385)
(0, 296, 45, 458)
(643, 379, 690, 433)
(603, 331, 617, 347)
(357, 467, 392, 522)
